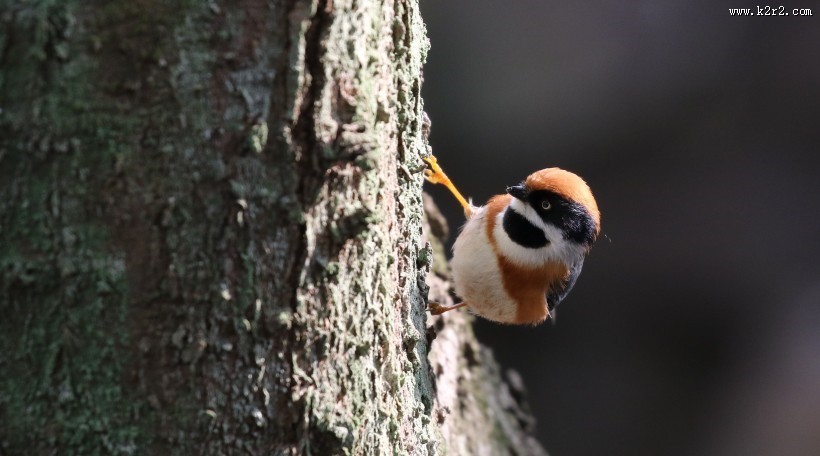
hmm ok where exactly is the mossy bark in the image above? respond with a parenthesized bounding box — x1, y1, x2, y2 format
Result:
(0, 1, 546, 455)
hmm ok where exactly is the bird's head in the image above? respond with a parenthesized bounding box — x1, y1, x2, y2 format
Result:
(505, 168, 600, 251)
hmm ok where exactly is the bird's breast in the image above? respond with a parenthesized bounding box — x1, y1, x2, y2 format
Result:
(485, 195, 570, 324)
(451, 204, 519, 323)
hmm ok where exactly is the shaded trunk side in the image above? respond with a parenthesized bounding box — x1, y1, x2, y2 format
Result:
(0, 0, 432, 453)
(0, 0, 548, 455)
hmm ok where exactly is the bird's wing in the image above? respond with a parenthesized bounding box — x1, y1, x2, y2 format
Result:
(546, 258, 585, 320)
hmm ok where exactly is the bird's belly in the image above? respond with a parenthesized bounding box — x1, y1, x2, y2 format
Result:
(451, 209, 518, 323)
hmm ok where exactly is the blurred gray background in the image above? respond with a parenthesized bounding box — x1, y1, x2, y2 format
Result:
(419, 1, 820, 455)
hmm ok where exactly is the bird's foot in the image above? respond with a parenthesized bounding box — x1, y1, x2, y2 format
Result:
(422, 155, 473, 218)
(428, 301, 467, 316)
(422, 155, 449, 185)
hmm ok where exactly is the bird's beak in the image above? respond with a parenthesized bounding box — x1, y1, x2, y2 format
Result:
(506, 183, 529, 200)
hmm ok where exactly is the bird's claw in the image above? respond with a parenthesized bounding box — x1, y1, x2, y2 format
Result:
(427, 302, 448, 316)
(423, 155, 447, 185)
(428, 301, 467, 316)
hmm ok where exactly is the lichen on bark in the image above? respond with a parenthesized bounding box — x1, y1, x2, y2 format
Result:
(1, 0, 547, 454)
(280, 0, 437, 453)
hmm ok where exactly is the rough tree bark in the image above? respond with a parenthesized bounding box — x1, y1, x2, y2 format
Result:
(0, 1, 546, 454)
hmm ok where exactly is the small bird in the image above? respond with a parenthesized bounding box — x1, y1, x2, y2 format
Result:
(423, 155, 600, 325)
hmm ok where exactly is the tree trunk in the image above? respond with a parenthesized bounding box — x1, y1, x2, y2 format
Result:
(0, 1, 546, 454)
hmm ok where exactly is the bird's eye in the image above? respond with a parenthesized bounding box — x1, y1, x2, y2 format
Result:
(541, 200, 552, 210)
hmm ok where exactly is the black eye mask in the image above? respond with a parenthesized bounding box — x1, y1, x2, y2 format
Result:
(527, 190, 597, 246)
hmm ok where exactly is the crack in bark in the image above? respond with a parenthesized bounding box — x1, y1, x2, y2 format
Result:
(292, 0, 331, 206)
(275, 0, 335, 451)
